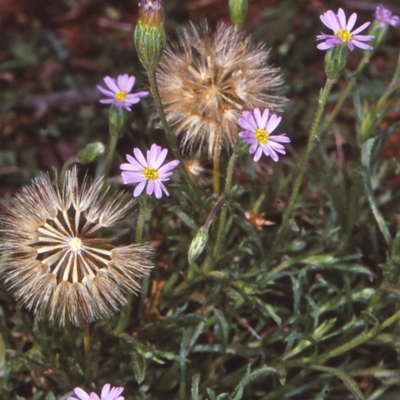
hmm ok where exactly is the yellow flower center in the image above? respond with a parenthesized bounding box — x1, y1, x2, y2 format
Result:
(69, 237, 83, 252)
(114, 90, 127, 101)
(255, 128, 269, 144)
(143, 167, 159, 180)
(335, 29, 352, 42)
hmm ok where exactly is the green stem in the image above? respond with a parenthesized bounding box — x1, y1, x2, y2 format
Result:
(274, 78, 336, 249)
(284, 308, 400, 369)
(320, 52, 371, 135)
(114, 197, 149, 334)
(376, 81, 400, 111)
(319, 308, 400, 362)
(135, 195, 148, 243)
(389, 52, 400, 86)
(212, 151, 238, 260)
(102, 131, 119, 189)
(338, 161, 363, 254)
(146, 68, 203, 203)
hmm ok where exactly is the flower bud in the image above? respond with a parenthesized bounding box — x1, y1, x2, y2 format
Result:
(77, 142, 105, 165)
(188, 227, 209, 264)
(109, 106, 126, 138)
(229, 0, 248, 29)
(134, 0, 166, 70)
(324, 44, 349, 80)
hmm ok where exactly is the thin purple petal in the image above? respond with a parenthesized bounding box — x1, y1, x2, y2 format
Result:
(73, 388, 91, 400)
(133, 148, 148, 168)
(267, 141, 287, 153)
(99, 99, 115, 104)
(337, 8, 347, 29)
(259, 108, 270, 129)
(152, 148, 168, 169)
(346, 12, 357, 31)
(100, 384, 111, 400)
(317, 41, 335, 50)
(125, 154, 145, 170)
(267, 146, 279, 162)
(266, 114, 281, 134)
(146, 180, 155, 196)
(121, 171, 146, 183)
(153, 181, 162, 199)
(117, 74, 129, 89)
(159, 181, 170, 197)
(103, 76, 119, 93)
(253, 148, 263, 162)
(253, 108, 262, 127)
(97, 86, 115, 97)
(133, 90, 150, 98)
(269, 134, 291, 143)
(237, 119, 254, 132)
(157, 160, 180, 176)
(134, 181, 147, 197)
(351, 21, 371, 35)
(351, 39, 373, 50)
(352, 34, 374, 41)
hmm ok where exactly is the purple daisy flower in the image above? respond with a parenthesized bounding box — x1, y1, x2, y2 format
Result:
(120, 144, 179, 199)
(374, 5, 400, 28)
(97, 74, 149, 111)
(316, 8, 374, 51)
(67, 383, 124, 400)
(238, 108, 290, 163)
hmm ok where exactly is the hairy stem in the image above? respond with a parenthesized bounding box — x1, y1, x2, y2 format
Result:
(320, 52, 371, 135)
(102, 130, 119, 189)
(114, 197, 148, 334)
(213, 151, 238, 260)
(274, 78, 336, 250)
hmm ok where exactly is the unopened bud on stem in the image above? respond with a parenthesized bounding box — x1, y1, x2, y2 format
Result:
(134, 0, 166, 70)
(188, 227, 209, 264)
(229, 0, 248, 29)
(77, 142, 105, 164)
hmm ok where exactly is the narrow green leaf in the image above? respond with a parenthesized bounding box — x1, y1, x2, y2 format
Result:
(206, 388, 217, 400)
(212, 308, 229, 352)
(45, 393, 56, 400)
(361, 137, 391, 245)
(232, 366, 280, 400)
(310, 365, 364, 400)
(191, 374, 201, 400)
(131, 351, 146, 384)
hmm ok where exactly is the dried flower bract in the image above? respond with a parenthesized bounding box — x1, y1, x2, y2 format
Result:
(156, 22, 286, 160)
(0, 167, 154, 326)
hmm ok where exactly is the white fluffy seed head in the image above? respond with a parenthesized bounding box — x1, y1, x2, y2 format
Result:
(0, 167, 154, 326)
(156, 22, 287, 160)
